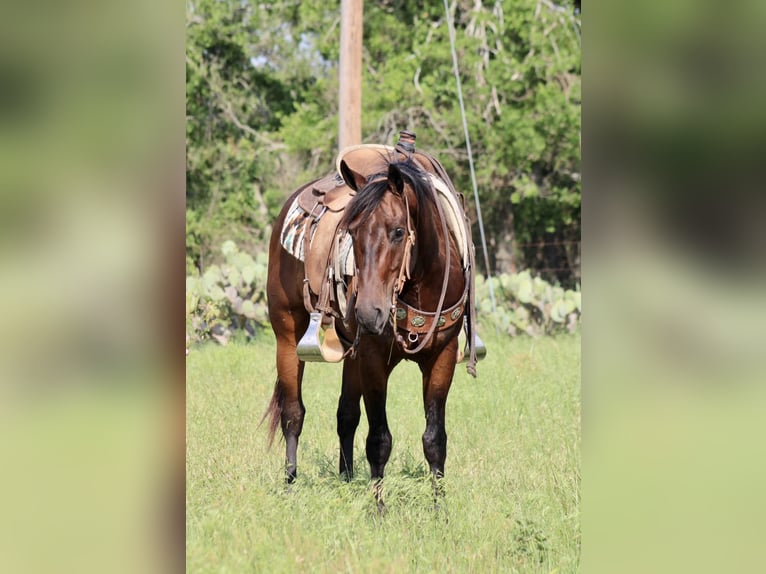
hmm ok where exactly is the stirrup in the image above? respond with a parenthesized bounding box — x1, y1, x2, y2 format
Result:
(297, 312, 346, 363)
(457, 332, 487, 363)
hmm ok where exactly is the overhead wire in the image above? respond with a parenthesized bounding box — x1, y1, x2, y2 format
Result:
(442, 0, 499, 328)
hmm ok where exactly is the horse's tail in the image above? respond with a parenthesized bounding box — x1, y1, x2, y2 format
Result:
(259, 380, 283, 449)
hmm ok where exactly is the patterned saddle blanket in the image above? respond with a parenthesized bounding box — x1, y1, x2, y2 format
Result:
(280, 194, 356, 280)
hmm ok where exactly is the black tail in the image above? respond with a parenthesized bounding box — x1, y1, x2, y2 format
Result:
(259, 380, 283, 449)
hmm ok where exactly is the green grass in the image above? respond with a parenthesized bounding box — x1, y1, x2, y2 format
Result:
(186, 332, 580, 573)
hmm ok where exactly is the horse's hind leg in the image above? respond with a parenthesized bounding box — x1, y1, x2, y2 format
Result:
(265, 305, 308, 483)
(276, 338, 305, 483)
(337, 361, 362, 480)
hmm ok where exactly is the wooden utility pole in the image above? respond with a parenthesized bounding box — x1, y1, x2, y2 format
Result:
(338, 0, 363, 152)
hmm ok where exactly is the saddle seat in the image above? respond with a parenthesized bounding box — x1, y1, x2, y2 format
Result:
(296, 172, 355, 214)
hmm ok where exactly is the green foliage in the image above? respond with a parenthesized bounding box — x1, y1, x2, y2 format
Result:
(476, 271, 581, 336)
(186, 0, 325, 269)
(186, 0, 581, 283)
(352, 0, 581, 278)
(186, 240, 269, 345)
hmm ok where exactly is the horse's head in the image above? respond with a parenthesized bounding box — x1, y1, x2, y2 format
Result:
(340, 160, 429, 335)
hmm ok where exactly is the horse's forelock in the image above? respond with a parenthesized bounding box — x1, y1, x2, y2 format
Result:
(393, 161, 434, 207)
(340, 177, 389, 229)
(341, 160, 433, 230)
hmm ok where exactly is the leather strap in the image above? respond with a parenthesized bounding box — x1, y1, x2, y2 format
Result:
(394, 284, 467, 335)
(393, 194, 416, 298)
(301, 212, 316, 313)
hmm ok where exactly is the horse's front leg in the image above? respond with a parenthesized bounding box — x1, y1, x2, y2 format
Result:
(419, 336, 458, 504)
(355, 340, 398, 512)
(337, 359, 362, 480)
(365, 379, 392, 515)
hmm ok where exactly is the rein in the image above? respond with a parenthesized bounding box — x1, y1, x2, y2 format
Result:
(393, 194, 416, 297)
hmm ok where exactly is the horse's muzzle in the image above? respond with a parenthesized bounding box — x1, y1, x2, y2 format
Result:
(355, 304, 390, 335)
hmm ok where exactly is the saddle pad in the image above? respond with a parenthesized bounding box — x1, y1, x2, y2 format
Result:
(280, 199, 313, 261)
(428, 174, 469, 268)
(280, 197, 356, 276)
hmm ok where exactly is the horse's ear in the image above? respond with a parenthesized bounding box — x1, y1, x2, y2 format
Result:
(339, 160, 367, 192)
(388, 163, 405, 196)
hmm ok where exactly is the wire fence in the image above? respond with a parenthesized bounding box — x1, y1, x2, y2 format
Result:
(514, 240, 580, 248)
(488, 238, 581, 287)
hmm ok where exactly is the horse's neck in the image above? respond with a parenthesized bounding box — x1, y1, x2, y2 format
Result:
(409, 201, 464, 304)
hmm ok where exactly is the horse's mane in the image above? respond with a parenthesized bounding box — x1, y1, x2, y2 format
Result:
(340, 160, 435, 229)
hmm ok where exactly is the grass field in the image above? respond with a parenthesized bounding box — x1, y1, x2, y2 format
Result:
(186, 332, 580, 573)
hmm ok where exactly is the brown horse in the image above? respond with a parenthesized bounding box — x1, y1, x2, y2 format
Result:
(263, 142, 481, 506)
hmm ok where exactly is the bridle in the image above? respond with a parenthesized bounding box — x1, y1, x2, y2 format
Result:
(345, 174, 463, 357)
(391, 181, 458, 355)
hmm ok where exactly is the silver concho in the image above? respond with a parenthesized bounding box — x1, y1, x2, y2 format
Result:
(411, 316, 426, 327)
(436, 315, 446, 327)
(396, 308, 407, 321)
(450, 307, 463, 320)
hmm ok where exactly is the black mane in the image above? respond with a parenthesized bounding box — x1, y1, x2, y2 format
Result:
(340, 159, 435, 229)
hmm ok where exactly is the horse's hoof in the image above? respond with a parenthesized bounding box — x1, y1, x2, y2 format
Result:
(372, 479, 387, 517)
(433, 500, 449, 523)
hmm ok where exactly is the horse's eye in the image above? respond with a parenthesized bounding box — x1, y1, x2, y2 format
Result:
(391, 227, 405, 242)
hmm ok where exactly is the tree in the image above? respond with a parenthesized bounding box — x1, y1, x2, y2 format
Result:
(186, 0, 581, 285)
(186, 0, 313, 271)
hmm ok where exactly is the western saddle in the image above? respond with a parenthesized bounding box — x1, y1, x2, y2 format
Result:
(293, 131, 486, 372)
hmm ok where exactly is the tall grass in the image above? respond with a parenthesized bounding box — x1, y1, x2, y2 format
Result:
(186, 332, 580, 573)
